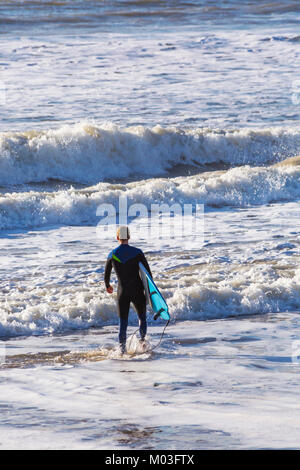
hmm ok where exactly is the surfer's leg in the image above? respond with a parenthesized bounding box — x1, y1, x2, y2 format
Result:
(132, 292, 147, 340)
(139, 312, 147, 341)
(117, 292, 130, 351)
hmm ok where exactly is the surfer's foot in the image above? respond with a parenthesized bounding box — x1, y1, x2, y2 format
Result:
(119, 342, 126, 355)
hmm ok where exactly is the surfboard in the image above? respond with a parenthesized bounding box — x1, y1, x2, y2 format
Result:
(139, 262, 170, 321)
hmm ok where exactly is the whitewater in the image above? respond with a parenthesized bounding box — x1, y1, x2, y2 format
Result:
(1, 0, 300, 450)
(1, 123, 300, 186)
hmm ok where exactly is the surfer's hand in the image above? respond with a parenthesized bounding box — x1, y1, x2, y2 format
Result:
(106, 285, 113, 294)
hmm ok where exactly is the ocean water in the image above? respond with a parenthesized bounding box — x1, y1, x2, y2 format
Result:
(1, 0, 300, 449)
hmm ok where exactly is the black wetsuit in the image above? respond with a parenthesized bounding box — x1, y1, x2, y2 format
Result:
(104, 244, 152, 347)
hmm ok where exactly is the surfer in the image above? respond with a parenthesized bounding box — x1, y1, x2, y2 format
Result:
(104, 226, 152, 354)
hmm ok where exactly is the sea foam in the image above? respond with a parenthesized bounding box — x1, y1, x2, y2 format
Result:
(1, 122, 300, 185)
(1, 159, 300, 230)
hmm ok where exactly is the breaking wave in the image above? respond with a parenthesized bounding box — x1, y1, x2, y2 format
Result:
(1, 264, 300, 338)
(1, 122, 300, 186)
(1, 157, 300, 229)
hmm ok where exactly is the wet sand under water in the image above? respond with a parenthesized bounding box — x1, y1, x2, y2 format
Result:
(1, 313, 300, 449)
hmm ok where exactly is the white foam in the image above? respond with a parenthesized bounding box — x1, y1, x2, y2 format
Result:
(1, 245, 300, 338)
(1, 159, 300, 230)
(2, 315, 300, 449)
(1, 122, 300, 186)
(2, 28, 300, 131)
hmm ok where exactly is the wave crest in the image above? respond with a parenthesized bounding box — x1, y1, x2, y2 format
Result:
(1, 161, 300, 230)
(1, 122, 300, 185)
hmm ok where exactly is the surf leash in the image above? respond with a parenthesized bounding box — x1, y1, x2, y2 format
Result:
(127, 317, 170, 356)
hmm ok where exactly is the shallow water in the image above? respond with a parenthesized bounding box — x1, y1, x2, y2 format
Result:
(1, 0, 300, 449)
(0, 200, 300, 338)
(1, 314, 300, 449)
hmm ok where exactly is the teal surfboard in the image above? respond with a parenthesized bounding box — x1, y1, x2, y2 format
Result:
(139, 262, 170, 321)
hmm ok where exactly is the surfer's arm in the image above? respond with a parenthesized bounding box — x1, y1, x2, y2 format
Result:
(104, 256, 113, 290)
(139, 252, 152, 278)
